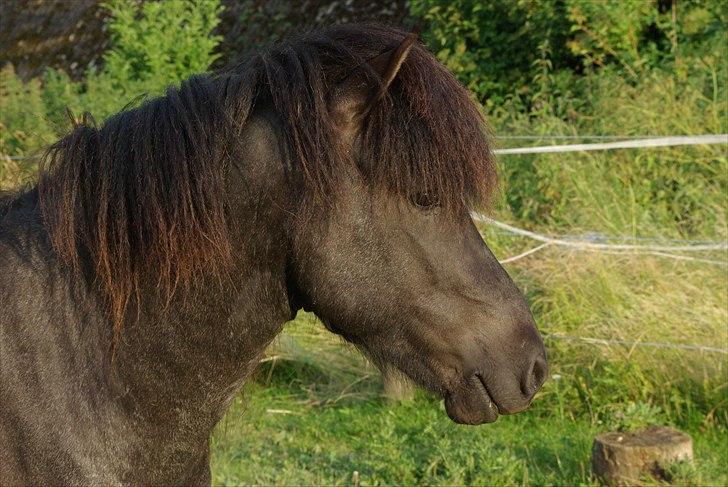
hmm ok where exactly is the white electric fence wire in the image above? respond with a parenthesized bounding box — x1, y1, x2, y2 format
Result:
(484, 220, 728, 354)
(488, 229, 725, 246)
(487, 221, 728, 352)
(497, 242, 552, 264)
(573, 248, 728, 266)
(5, 133, 727, 161)
(474, 214, 728, 253)
(494, 243, 728, 266)
(492, 134, 728, 155)
(497, 135, 695, 140)
(544, 334, 728, 355)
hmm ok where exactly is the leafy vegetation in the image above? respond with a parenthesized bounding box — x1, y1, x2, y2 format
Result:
(412, 0, 727, 237)
(0, 0, 726, 484)
(211, 315, 727, 485)
(0, 0, 221, 169)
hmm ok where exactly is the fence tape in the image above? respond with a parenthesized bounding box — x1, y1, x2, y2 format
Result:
(493, 134, 728, 155)
(4, 134, 727, 161)
(498, 242, 552, 264)
(495, 240, 728, 267)
(497, 135, 703, 140)
(572, 248, 728, 266)
(545, 333, 727, 355)
(474, 214, 728, 253)
(488, 228, 726, 246)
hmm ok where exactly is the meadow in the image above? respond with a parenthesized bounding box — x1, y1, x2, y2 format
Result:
(1, 0, 726, 485)
(208, 231, 727, 485)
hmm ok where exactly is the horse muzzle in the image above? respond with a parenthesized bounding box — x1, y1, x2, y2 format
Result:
(444, 345, 548, 425)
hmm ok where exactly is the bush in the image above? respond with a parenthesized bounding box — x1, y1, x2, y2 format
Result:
(409, 0, 577, 110)
(411, 0, 726, 238)
(0, 0, 223, 184)
(0, 65, 56, 157)
(409, 0, 725, 109)
(43, 0, 222, 127)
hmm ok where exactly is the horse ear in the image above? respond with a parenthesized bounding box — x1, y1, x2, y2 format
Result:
(333, 32, 418, 125)
(363, 32, 417, 111)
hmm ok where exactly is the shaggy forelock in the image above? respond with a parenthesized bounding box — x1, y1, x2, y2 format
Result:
(242, 23, 497, 210)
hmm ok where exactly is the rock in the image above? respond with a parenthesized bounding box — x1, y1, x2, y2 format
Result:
(592, 426, 693, 486)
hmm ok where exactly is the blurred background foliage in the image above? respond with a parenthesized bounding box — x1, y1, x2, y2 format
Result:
(0, 0, 726, 484)
(1, 0, 222, 160)
(1, 0, 725, 239)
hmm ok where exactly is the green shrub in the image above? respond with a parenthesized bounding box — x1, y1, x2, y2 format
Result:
(45, 0, 223, 125)
(0, 64, 56, 157)
(0, 0, 223, 172)
(409, 0, 725, 108)
(409, 0, 577, 110)
(104, 0, 222, 84)
(411, 0, 726, 238)
(566, 0, 670, 76)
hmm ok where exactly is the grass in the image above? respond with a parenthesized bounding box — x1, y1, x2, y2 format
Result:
(210, 211, 728, 484)
(211, 309, 727, 486)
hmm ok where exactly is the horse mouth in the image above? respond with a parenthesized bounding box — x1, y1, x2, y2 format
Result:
(444, 374, 500, 425)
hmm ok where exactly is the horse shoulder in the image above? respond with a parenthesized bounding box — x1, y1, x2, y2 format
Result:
(0, 204, 124, 484)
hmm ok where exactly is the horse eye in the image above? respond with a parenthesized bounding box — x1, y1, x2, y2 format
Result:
(412, 192, 439, 210)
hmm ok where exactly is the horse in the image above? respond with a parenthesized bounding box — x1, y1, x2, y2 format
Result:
(0, 24, 547, 485)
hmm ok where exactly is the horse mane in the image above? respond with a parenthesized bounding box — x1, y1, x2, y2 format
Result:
(39, 75, 236, 342)
(37, 24, 496, 338)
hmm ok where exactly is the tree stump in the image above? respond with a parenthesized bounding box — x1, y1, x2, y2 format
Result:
(381, 365, 415, 401)
(591, 426, 693, 485)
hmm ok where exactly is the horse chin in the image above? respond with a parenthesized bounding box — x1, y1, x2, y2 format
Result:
(444, 375, 499, 425)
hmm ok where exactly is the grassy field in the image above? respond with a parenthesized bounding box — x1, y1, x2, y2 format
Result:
(211, 228, 728, 485)
(211, 302, 727, 485)
(212, 389, 726, 485)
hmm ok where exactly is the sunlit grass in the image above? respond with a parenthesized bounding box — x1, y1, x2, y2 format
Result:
(211, 231, 727, 484)
(212, 307, 727, 485)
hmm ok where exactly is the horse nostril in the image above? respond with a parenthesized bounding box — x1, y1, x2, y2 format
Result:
(521, 356, 548, 399)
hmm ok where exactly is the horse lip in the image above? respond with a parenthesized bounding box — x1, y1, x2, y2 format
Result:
(443, 374, 499, 425)
(475, 373, 501, 415)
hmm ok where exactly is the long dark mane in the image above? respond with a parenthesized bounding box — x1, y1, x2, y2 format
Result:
(37, 24, 496, 337)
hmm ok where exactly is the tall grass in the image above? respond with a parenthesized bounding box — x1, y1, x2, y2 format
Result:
(492, 69, 727, 239)
(478, 67, 728, 431)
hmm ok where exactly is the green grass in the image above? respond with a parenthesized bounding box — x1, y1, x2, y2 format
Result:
(211, 315, 728, 486)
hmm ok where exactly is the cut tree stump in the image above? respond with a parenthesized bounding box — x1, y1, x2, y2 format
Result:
(381, 365, 414, 401)
(591, 426, 693, 485)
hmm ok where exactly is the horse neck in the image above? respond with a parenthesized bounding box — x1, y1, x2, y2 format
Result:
(110, 113, 296, 435)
